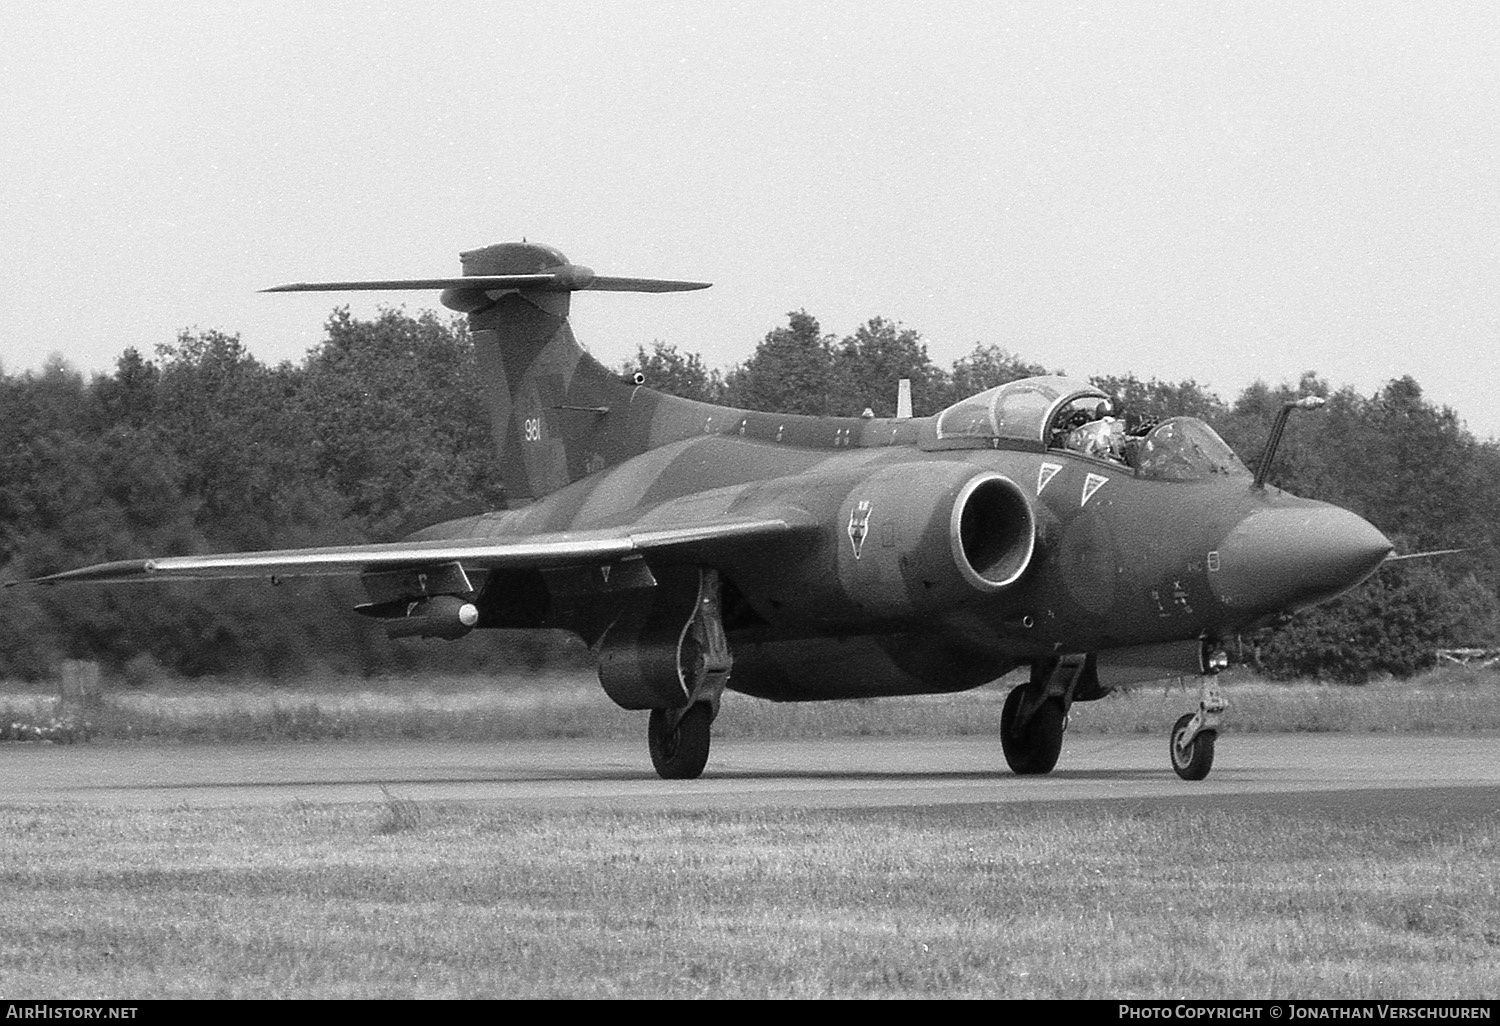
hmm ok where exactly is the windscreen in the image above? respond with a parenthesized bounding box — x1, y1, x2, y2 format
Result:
(1134, 418, 1250, 481)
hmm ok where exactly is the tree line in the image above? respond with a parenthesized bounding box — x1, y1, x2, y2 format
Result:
(1, 307, 1496, 683)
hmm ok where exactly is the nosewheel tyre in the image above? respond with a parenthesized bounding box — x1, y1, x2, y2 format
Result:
(1170, 712, 1215, 781)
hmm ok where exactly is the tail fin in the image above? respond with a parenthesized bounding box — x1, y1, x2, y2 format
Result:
(266, 241, 710, 504)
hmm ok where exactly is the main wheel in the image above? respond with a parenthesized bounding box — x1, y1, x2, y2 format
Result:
(1000, 686, 1065, 775)
(648, 704, 712, 780)
(1170, 712, 1215, 781)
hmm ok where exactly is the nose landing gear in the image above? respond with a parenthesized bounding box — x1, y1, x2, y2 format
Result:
(1169, 647, 1228, 780)
(1170, 708, 1217, 780)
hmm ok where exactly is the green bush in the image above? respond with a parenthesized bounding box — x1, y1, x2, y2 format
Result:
(1257, 565, 1500, 683)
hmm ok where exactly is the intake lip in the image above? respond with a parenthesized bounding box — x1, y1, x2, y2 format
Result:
(949, 472, 1036, 591)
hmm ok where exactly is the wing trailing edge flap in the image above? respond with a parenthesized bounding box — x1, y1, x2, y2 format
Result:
(14, 513, 817, 586)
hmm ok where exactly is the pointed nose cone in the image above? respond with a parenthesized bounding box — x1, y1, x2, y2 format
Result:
(1210, 505, 1393, 614)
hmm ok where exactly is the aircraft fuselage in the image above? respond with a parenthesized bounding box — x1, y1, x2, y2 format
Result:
(415, 390, 1390, 702)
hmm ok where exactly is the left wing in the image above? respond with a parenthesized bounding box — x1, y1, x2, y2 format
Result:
(10, 515, 813, 586)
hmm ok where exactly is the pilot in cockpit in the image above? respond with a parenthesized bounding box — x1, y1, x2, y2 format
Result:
(1054, 399, 1162, 466)
(1065, 400, 1126, 461)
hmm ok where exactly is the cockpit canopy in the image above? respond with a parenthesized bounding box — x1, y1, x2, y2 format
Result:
(1132, 417, 1249, 482)
(931, 376, 1110, 451)
(925, 375, 1249, 482)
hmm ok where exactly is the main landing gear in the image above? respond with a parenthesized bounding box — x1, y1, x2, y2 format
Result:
(596, 567, 733, 781)
(647, 570, 733, 780)
(1001, 655, 1087, 775)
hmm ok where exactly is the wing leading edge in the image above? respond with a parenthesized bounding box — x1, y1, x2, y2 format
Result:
(12, 515, 813, 587)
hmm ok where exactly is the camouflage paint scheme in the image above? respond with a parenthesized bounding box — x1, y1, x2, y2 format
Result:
(22, 242, 1394, 777)
(412, 243, 1392, 702)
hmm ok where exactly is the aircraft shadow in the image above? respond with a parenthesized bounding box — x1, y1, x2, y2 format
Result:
(709, 767, 1169, 783)
(81, 766, 1177, 792)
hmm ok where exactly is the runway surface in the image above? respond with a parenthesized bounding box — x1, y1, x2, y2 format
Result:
(2, 733, 1497, 814)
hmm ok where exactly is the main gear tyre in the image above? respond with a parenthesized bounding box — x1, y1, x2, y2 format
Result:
(1000, 686, 1065, 775)
(648, 704, 712, 780)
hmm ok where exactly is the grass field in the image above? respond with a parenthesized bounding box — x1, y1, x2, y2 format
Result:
(5, 663, 1500, 743)
(0, 796, 1496, 998)
(4, 665, 1498, 998)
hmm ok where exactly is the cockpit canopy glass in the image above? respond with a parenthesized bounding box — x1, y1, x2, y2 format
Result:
(934, 376, 1108, 450)
(1133, 418, 1250, 481)
(930, 375, 1248, 480)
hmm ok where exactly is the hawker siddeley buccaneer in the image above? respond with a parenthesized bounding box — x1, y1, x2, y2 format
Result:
(20, 242, 1396, 780)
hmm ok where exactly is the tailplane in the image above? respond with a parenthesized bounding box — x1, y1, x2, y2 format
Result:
(266, 242, 710, 503)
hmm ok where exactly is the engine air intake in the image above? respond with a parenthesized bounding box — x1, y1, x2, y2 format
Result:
(953, 472, 1036, 590)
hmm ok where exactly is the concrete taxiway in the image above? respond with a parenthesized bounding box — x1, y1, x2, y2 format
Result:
(1, 733, 1497, 814)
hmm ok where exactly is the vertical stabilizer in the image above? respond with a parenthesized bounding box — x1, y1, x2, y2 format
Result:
(444, 242, 710, 503)
(455, 243, 588, 502)
(265, 241, 709, 504)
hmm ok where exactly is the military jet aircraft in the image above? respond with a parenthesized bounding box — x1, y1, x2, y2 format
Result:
(20, 242, 1394, 780)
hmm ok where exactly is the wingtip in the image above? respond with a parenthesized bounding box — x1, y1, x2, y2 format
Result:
(13, 559, 157, 586)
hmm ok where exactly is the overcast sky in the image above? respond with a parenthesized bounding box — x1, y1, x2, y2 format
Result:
(3, 2, 1496, 435)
